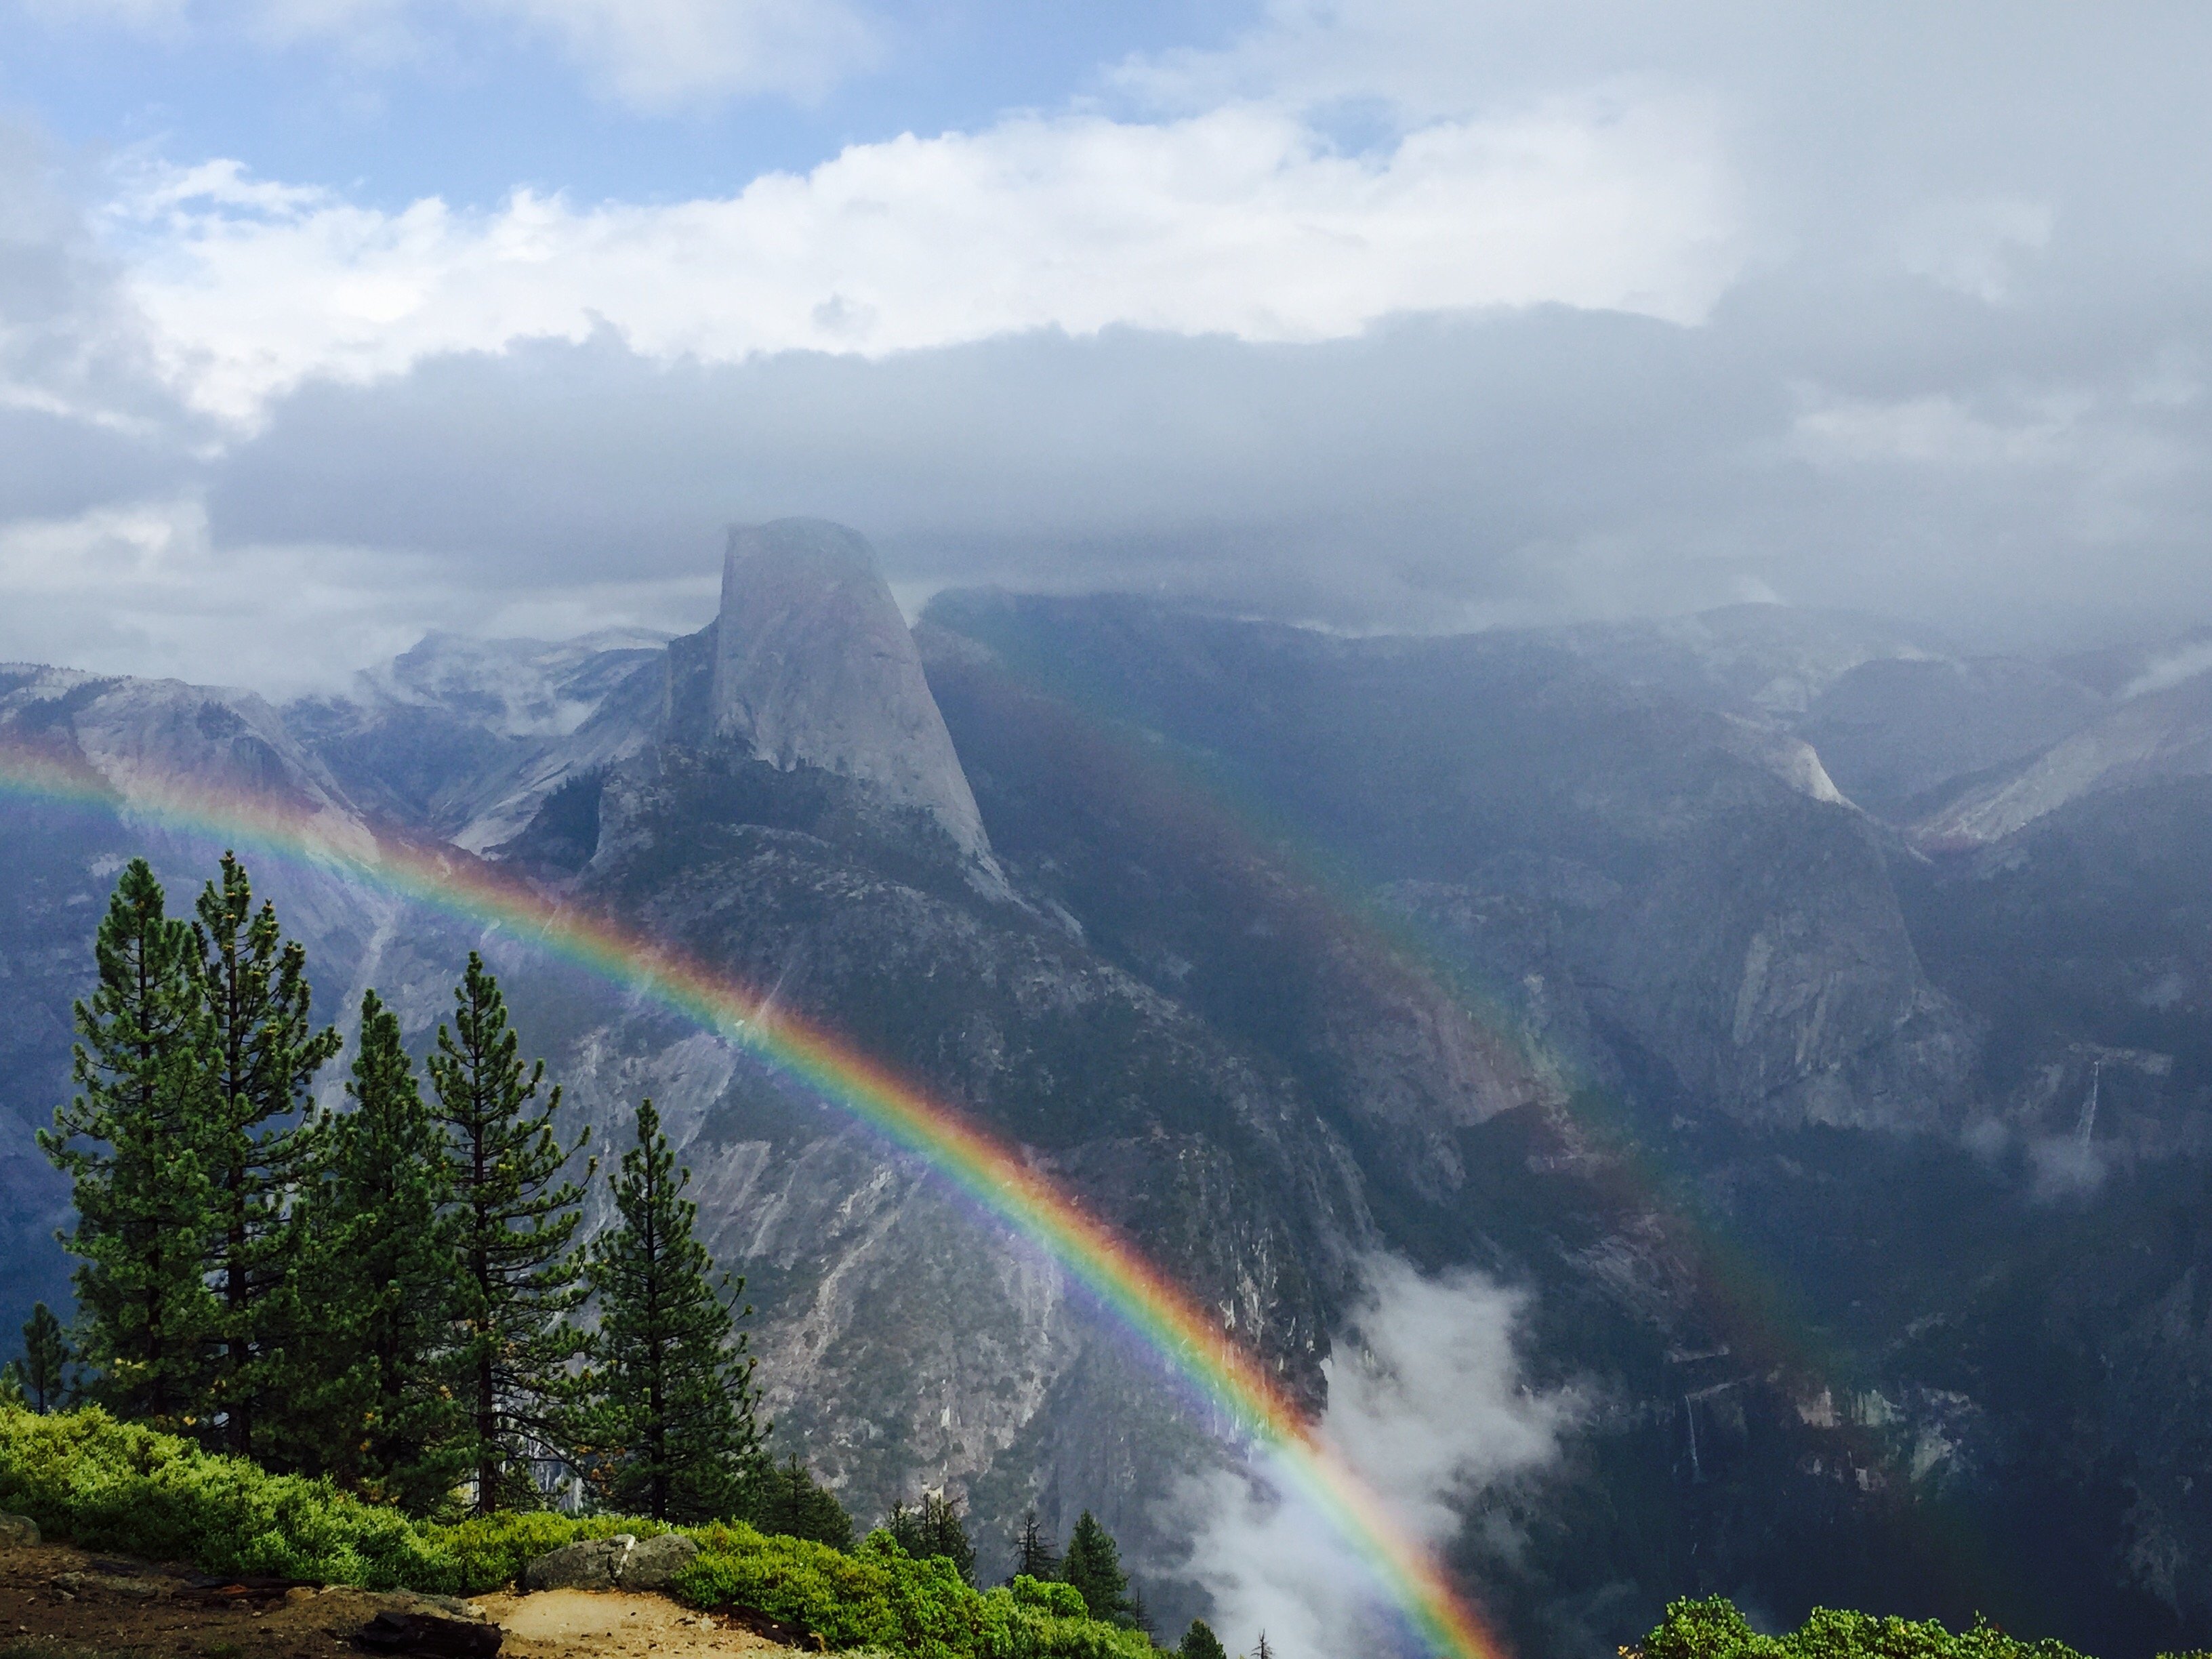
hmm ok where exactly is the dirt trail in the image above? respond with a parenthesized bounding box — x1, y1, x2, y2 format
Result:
(0, 1540, 793, 1659)
(482, 1587, 788, 1659)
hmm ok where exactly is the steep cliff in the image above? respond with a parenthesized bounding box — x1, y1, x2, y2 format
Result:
(708, 520, 989, 863)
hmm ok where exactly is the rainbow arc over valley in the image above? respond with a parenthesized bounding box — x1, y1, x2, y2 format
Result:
(0, 741, 1508, 1659)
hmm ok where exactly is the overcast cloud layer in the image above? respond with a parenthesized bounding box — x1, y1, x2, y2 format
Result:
(4, 1, 2212, 687)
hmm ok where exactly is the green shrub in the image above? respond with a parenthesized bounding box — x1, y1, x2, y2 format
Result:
(0, 1401, 442, 1586)
(1640, 1597, 2117, 1659)
(0, 1406, 1160, 1658)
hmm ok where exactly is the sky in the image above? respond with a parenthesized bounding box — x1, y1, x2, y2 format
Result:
(3, 1, 2212, 689)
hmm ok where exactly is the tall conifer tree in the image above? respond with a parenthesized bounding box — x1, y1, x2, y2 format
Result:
(41, 859, 215, 1428)
(1062, 1511, 1136, 1626)
(580, 1098, 762, 1521)
(190, 853, 341, 1457)
(428, 954, 590, 1513)
(1178, 1620, 1228, 1659)
(5, 1304, 73, 1412)
(295, 990, 466, 1509)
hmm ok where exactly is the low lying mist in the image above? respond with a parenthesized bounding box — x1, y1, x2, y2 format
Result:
(1168, 1256, 1576, 1658)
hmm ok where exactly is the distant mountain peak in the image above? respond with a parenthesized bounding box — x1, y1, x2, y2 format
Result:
(709, 518, 991, 861)
(361, 628, 673, 741)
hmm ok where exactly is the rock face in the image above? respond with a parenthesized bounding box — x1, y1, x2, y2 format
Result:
(1912, 669, 2212, 848)
(0, 665, 370, 863)
(709, 520, 989, 861)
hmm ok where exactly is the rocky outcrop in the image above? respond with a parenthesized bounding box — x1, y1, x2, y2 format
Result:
(521, 1534, 697, 1593)
(1914, 670, 2212, 848)
(708, 520, 989, 861)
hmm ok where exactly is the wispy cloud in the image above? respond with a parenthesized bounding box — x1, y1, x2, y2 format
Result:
(2122, 639, 2212, 700)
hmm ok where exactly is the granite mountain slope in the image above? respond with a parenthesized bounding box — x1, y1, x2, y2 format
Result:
(6, 547, 2212, 1654)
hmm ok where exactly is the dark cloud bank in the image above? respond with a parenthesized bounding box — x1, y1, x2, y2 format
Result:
(204, 253, 2212, 656)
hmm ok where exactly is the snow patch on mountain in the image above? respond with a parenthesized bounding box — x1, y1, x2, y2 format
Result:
(359, 628, 672, 739)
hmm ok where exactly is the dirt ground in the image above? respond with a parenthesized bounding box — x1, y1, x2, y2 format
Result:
(0, 1540, 792, 1659)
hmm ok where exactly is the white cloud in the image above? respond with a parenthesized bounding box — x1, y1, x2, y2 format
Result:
(108, 91, 1744, 422)
(2122, 639, 2212, 700)
(1171, 1256, 1572, 1659)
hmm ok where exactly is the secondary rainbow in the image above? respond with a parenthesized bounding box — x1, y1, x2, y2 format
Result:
(0, 742, 1507, 1659)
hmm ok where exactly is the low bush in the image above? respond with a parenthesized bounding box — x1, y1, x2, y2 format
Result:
(675, 1530, 1155, 1659)
(1641, 1596, 2212, 1659)
(0, 1403, 444, 1586)
(0, 1406, 1160, 1658)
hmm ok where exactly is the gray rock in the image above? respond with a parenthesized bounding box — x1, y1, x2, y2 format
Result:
(520, 1534, 636, 1591)
(0, 1512, 37, 1548)
(519, 1531, 697, 1593)
(615, 1532, 698, 1590)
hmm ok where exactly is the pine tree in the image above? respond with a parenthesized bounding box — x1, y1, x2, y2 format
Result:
(40, 859, 216, 1429)
(1012, 1508, 1060, 1582)
(5, 1304, 71, 1412)
(294, 990, 466, 1510)
(1063, 1511, 1136, 1626)
(1252, 1632, 1273, 1659)
(579, 1098, 762, 1521)
(739, 1453, 855, 1550)
(886, 1492, 977, 1584)
(428, 954, 590, 1513)
(189, 852, 342, 1458)
(1179, 1620, 1228, 1659)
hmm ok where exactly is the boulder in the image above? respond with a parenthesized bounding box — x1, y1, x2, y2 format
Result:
(520, 1535, 635, 1591)
(0, 1513, 38, 1549)
(519, 1531, 698, 1593)
(616, 1532, 698, 1591)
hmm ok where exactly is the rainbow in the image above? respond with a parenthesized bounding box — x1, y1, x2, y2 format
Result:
(0, 741, 1508, 1659)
